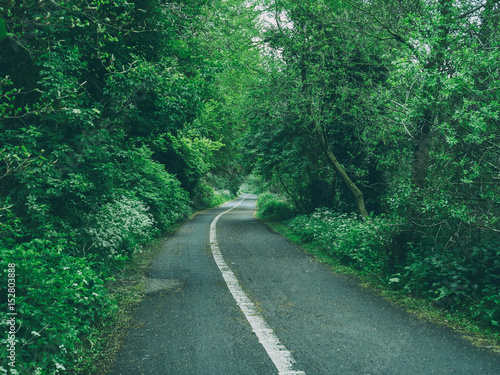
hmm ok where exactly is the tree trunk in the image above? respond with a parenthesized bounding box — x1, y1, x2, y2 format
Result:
(298, 37, 368, 217)
(314, 127, 369, 218)
(412, 109, 433, 188)
(411, 0, 451, 188)
(277, 169, 302, 211)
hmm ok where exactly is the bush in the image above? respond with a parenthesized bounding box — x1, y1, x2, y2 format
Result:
(124, 147, 191, 232)
(286, 205, 500, 329)
(81, 195, 158, 260)
(192, 182, 234, 209)
(0, 238, 115, 374)
(288, 208, 395, 273)
(399, 240, 500, 328)
(0, 146, 193, 374)
(256, 193, 294, 221)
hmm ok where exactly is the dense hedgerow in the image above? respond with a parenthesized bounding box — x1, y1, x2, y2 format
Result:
(396, 241, 500, 328)
(0, 237, 114, 374)
(103, 146, 191, 234)
(0, 0, 245, 372)
(192, 182, 234, 209)
(0, 144, 192, 373)
(0, 164, 191, 373)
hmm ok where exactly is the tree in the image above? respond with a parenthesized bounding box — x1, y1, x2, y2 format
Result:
(349, 0, 500, 246)
(246, 0, 396, 217)
(0, 0, 260, 371)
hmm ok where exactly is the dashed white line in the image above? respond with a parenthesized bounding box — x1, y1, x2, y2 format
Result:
(209, 195, 306, 375)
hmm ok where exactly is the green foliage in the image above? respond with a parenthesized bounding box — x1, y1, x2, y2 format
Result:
(240, 174, 267, 194)
(397, 240, 500, 328)
(81, 195, 158, 259)
(203, 172, 242, 197)
(0, 236, 115, 374)
(110, 146, 191, 233)
(288, 209, 395, 273)
(246, 123, 337, 213)
(284, 204, 500, 329)
(256, 193, 295, 221)
(191, 182, 228, 209)
(1, 0, 499, 370)
(244, 0, 499, 334)
(0, 0, 252, 373)
(0, 17, 6, 40)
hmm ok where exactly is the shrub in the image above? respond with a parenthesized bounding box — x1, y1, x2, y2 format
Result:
(256, 193, 294, 221)
(124, 147, 191, 232)
(81, 196, 158, 259)
(0, 238, 115, 374)
(399, 240, 500, 327)
(288, 208, 395, 273)
(192, 182, 234, 209)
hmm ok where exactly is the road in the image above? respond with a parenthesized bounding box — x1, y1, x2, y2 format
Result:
(110, 195, 500, 374)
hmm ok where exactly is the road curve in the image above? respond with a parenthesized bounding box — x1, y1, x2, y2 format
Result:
(110, 195, 500, 374)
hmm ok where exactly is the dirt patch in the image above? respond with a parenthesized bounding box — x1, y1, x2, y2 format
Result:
(144, 278, 183, 294)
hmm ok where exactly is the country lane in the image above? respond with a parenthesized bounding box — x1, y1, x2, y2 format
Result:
(109, 195, 500, 375)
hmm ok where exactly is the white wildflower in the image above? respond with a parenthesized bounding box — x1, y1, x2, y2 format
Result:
(55, 363, 66, 371)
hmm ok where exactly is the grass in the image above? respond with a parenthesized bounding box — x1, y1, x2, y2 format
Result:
(261, 219, 500, 354)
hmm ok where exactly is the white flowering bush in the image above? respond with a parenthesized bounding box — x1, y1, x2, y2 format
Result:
(83, 196, 158, 258)
(288, 208, 395, 273)
(123, 146, 190, 231)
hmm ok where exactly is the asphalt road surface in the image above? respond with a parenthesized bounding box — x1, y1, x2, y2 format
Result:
(110, 195, 500, 375)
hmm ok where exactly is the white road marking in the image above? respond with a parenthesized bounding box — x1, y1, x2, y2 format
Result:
(209, 195, 306, 375)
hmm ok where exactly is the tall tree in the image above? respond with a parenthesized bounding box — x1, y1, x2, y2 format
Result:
(250, 0, 393, 217)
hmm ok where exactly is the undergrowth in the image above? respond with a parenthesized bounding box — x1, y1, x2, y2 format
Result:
(255, 193, 295, 221)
